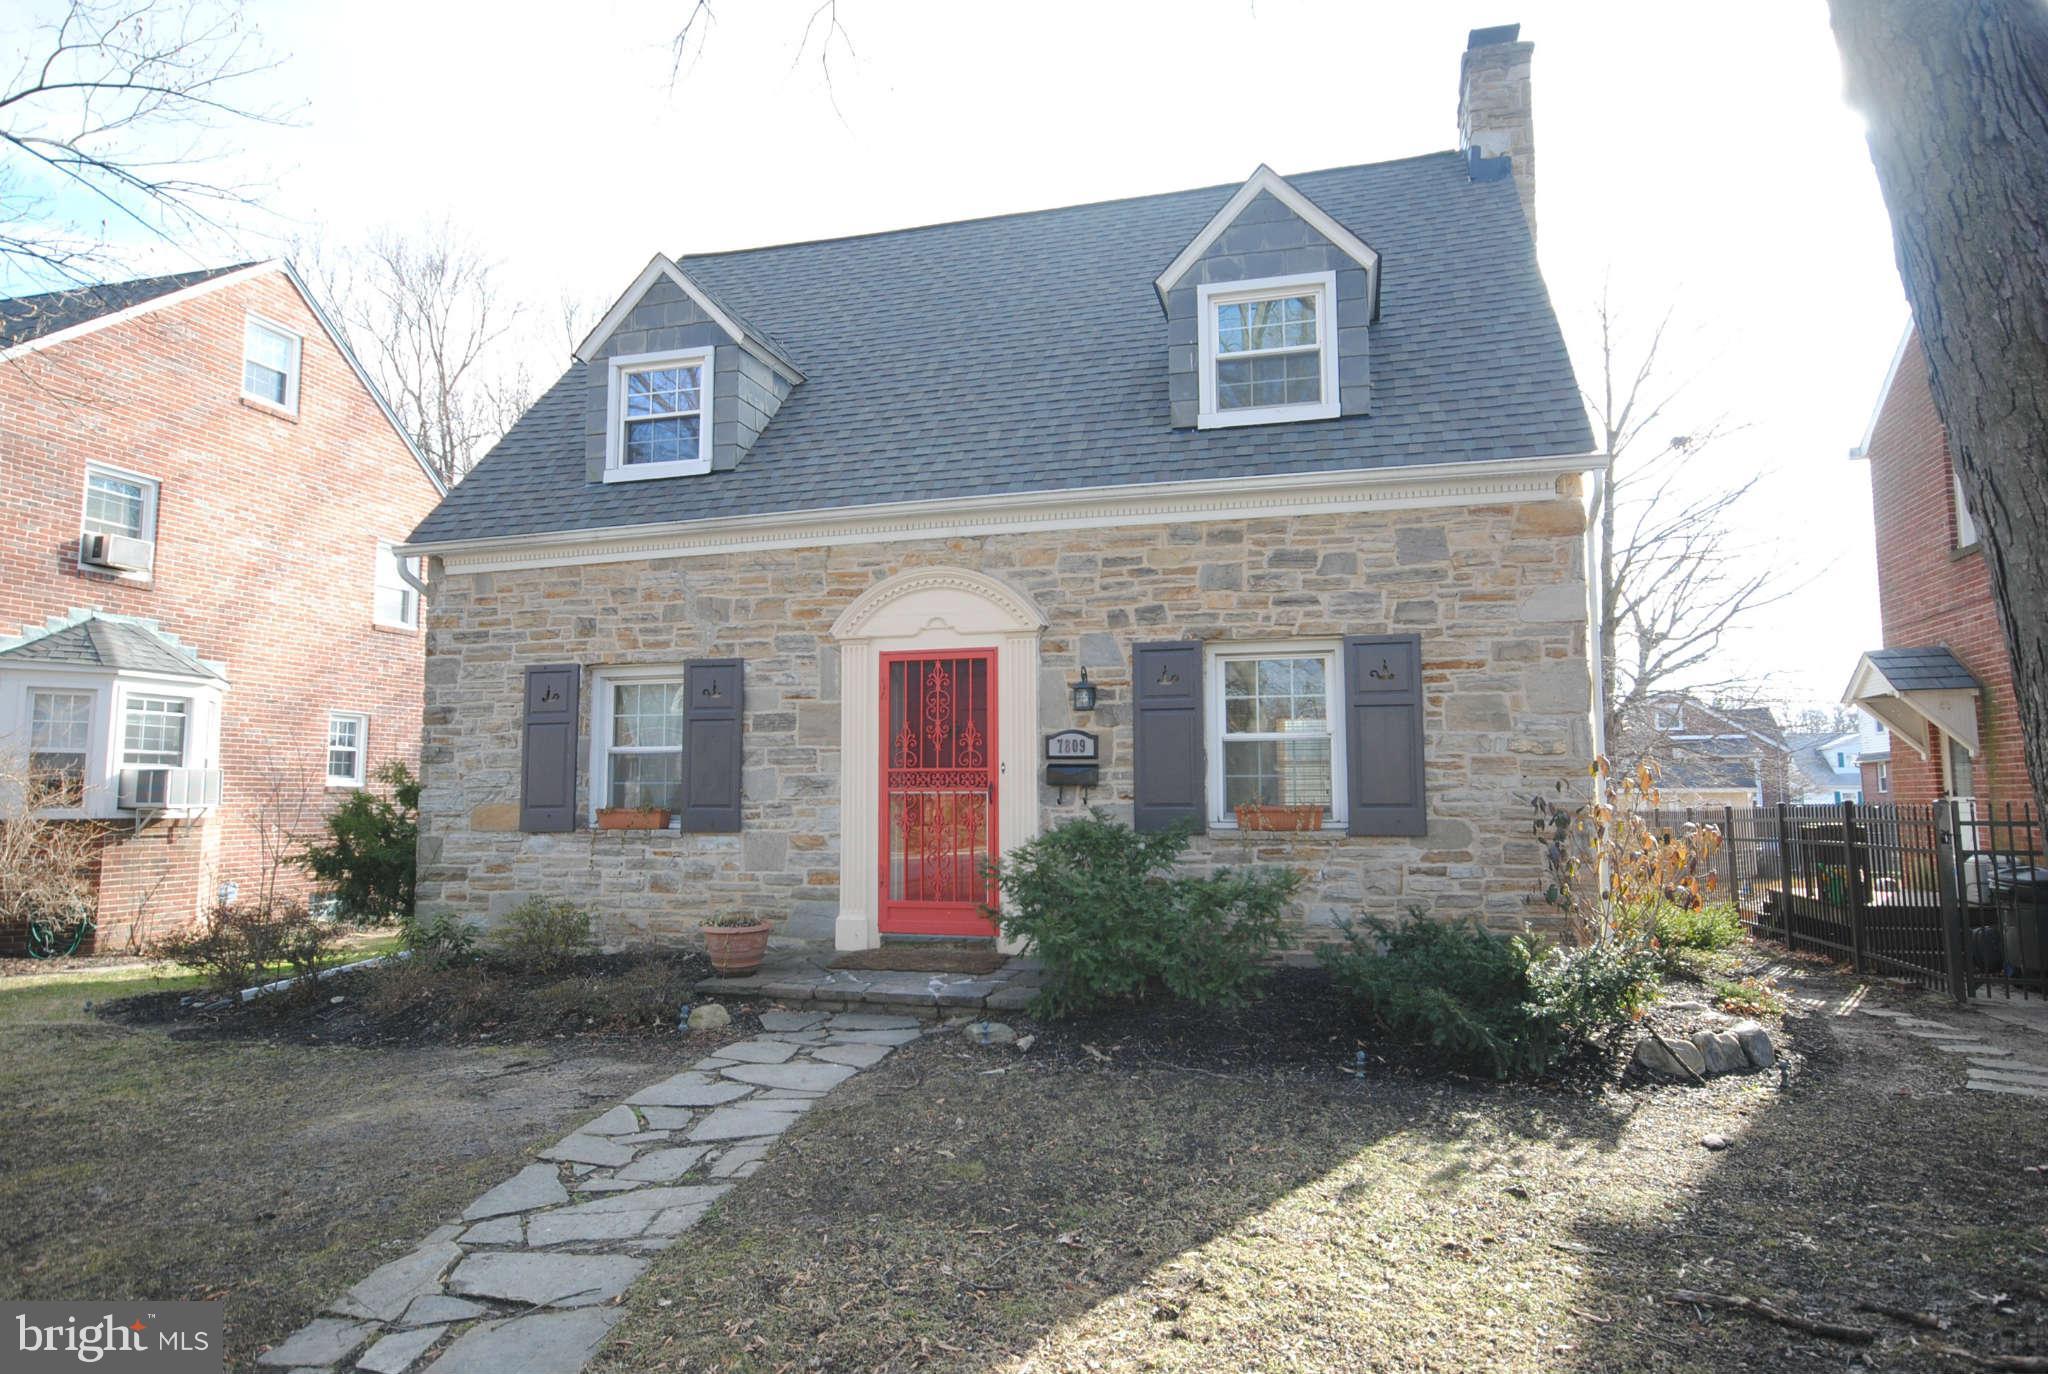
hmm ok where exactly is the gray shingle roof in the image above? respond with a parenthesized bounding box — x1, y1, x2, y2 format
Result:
(410, 152, 1592, 546)
(1866, 646, 1980, 692)
(0, 613, 225, 681)
(0, 264, 254, 350)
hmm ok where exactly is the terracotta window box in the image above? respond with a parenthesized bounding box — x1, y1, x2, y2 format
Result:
(1233, 803, 1326, 832)
(596, 807, 671, 831)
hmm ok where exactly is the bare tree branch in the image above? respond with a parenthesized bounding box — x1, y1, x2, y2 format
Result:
(302, 223, 533, 487)
(1589, 291, 1799, 770)
(0, 0, 293, 286)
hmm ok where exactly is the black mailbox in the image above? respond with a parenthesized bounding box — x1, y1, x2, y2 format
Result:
(1044, 730, 1100, 788)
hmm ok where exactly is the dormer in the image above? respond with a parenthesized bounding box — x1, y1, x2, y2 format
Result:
(1154, 166, 1380, 431)
(574, 255, 804, 484)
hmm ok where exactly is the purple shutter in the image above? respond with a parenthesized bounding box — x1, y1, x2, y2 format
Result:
(1343, 634, 1426, 837)
(1132, 641, 1204, 833)
(679, 658, 743, 833)
(519, 664, 579, 833)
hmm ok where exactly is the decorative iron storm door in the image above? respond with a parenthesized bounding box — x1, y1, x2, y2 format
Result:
(879, 650, 1000, 936)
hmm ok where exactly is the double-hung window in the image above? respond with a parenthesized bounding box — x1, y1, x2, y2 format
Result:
(327, 711, 368, 787)
(78, 463, 159, 575)
(122, 695, 188, 768)
(597, 674, 687, 814)
(1197, 272, 1339, 428)
(374, 541, 421, 629)
(1206, 644, 1345, 827)
(605, 349, 714, 481)
(243, 316, 302, 412)
(28, 690, 93, 807)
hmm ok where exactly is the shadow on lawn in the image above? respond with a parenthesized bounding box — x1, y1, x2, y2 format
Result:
(594, 1030, 1649, 1374)
(1557, 1007, 2047, 1373)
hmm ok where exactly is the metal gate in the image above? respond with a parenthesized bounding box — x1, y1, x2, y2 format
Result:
(879, 651, 999, 936)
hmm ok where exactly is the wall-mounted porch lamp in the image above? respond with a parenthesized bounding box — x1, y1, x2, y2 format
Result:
(1070, 667, 1097, 713)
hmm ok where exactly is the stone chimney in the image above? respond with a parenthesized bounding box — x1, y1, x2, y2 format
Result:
(1458, 23, 1538, 241)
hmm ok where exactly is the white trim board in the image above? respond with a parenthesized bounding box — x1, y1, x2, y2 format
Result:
(0, 259, 448, 497)
(573, 253, 804, 385)
(1153, 165, 1381, 319)
(401, 452, 1604, 575)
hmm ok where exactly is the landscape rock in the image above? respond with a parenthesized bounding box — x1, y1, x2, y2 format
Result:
(687, 1003, 732, 1031)
(1728, 1019, 1775, 1069)
(1700, 1133, 1730, 1151)
(966, 1020, 1017, 1046)
(1635, 1034, 1706, 1081)
(1691, 1029, 1749, 1077)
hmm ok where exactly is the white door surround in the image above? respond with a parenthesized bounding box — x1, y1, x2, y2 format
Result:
(829, 567, 1046, 951)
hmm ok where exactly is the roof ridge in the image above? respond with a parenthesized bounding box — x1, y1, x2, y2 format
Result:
(678, 149, 1465, 263)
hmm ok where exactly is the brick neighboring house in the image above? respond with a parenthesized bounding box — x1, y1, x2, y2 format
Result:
(400, 26, 1604, 951)
(1844, 326, 2039, 811)
(0, 262, 445, 950)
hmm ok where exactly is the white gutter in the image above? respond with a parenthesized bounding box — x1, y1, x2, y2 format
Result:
(399, 450, 1608, 573)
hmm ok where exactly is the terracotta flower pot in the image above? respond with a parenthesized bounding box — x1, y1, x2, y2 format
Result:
(1234, 803, 1326, 832)
(703, 920, 772, 975)
(597, 807, 671, 830)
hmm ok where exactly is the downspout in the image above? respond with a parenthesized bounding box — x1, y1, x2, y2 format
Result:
(1584, 468, 1609, 770)
(397, 553, 432, 608)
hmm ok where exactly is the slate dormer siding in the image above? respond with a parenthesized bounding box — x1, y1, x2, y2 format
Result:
(581, 274, 795, 480)
(1162, 190, 1372, 430)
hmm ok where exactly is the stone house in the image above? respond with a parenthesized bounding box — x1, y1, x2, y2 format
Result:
(1844, 326, 2040, 811)
(401, 25, 1602, 951)
(0, 262, 443, 949)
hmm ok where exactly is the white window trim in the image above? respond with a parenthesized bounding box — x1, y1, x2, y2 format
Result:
(242, 313, 303, 414)
(1203, 639, 1348, 830)
(326, 710, 369, 788)
(1196, 271, 1341, 430)
(374, 540, 421, 630)
(1952, 467, 1980, 549)
(603, 347, 715, 482)
(586, 665, 689, 826)
(25, 686, 97, 813)
(76, 462, 159, 579)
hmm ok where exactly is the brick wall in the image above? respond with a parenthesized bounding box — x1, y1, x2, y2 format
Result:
(1863, 331, 2037, 811)
(416, 494, 1595, 949)
(0, 270, 440, 950)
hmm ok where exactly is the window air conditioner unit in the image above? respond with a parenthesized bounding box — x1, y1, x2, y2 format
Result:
(118, 766, 223, 812)
(81, 532, 155, 574)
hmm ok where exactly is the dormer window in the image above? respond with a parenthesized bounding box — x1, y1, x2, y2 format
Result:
(604, 348, 714, 482)
(1197, 272, 1339, 429)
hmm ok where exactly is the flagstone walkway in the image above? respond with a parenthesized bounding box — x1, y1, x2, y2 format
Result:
(255, 1009, 926, 1374)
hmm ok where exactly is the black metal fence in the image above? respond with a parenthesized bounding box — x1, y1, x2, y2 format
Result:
(1638, 801, 2047, 1002)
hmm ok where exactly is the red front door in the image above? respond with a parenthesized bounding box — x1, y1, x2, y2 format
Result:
(879, 650, 1000, 936)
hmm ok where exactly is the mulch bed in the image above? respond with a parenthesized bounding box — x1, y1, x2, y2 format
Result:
(1019, 964, 1695, 1094)
(100, 950, 733, 1047)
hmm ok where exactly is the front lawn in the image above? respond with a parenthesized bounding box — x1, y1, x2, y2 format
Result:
(595, 994, 2046, 1373)
(0, 949, 712, 1370)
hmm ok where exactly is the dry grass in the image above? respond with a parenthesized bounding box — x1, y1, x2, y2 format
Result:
(597, 1007, 2047, 1373)
(0, 957, 704, 1370)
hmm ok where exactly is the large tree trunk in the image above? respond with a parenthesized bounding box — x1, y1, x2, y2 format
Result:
(1831, 0, 2048, 821)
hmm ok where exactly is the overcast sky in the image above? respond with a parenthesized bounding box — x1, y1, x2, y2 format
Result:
(10, 0, 1904, 719)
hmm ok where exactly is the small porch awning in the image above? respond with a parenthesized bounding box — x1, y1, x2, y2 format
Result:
(1843, 646, 1981, 759)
